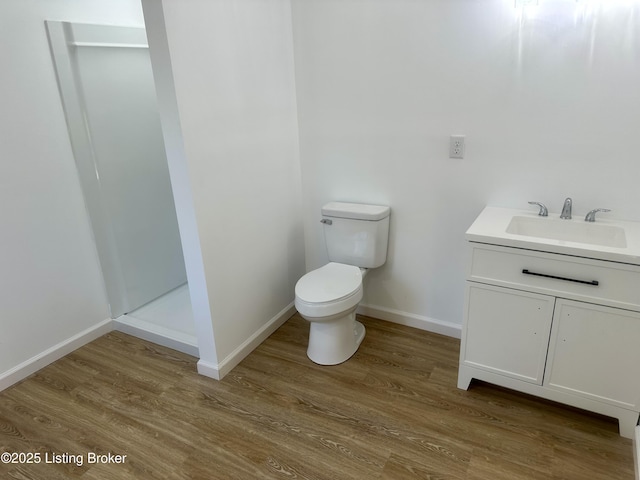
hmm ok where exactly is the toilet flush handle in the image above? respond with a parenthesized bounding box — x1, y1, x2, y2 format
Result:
(320, 219, 333, 225)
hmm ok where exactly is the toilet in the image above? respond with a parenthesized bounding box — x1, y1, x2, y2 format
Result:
(295, 202, 391, 365)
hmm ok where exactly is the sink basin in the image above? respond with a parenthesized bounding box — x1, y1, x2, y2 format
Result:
(466, 206, 640, 265)
(506, 216, 627, 248)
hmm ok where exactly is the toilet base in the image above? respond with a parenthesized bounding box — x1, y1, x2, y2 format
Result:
(354, 320, 365, 347)
(306, 312, 366, 365)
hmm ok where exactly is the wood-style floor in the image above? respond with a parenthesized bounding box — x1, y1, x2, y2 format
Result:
(0, 314, 634, 479)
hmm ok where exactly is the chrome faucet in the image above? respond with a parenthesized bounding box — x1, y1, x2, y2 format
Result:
(560, 197, 572, 219)
(585, 208, 611, 222)
(528, 201, 548, 216)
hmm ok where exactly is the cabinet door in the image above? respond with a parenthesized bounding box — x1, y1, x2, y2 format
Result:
(461, 283, 555, 385)
(545, 299, 640, 410)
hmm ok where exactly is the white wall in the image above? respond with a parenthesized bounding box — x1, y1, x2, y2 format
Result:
(5, 0, 638, 385)
(292, 0, 640, 332)
(0, 0, 143, 384)
(146, 0, 305, 377)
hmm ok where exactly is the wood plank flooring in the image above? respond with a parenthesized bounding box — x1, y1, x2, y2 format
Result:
(0, 314, 634, 479)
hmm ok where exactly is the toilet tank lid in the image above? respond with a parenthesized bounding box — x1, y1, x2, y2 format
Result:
(322, 202, 390, 221)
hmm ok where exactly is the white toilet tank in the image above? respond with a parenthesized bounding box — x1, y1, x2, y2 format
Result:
(321, 202, 390, 268)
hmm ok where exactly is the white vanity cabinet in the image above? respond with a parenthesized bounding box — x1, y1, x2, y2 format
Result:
(546, 300, 640, 414)
(458, 242, 640, 438)
(464, 283, 554, 385)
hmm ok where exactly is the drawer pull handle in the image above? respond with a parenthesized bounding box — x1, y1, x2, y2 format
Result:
(522, 269, 599, 286)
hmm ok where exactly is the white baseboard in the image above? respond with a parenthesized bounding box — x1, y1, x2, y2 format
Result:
(0, 319, 113, 392)
(196, 359, 220, 380)
(634, 425, 640, 480)
(357, 303, 462, 339)
(197, 302, 297, 381)
(113, 315, 199, 357)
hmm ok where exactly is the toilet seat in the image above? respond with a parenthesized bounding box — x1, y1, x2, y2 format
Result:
(295, 262, 362, 303)
(295, 262, 363, 319)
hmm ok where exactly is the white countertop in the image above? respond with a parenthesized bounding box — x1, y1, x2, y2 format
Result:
(466, 206, 640, 266)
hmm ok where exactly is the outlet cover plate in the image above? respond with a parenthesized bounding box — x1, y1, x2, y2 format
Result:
(449, 135, 465, 159)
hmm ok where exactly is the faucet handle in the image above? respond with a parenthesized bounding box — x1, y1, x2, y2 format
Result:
(528, 202, 548, 217)
(585, 208, 611, 222)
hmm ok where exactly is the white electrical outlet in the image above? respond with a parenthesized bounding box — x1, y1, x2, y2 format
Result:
(449, 135, 465, 159)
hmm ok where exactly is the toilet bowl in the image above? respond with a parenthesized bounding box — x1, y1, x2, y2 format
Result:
(295, 201, 390, 365)
(295, 262, 367, 365)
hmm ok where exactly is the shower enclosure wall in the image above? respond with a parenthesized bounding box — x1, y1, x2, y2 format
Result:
(46, 21, 197, 355)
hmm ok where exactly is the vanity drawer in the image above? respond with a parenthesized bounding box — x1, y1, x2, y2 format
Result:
(469, 243, 640, 312)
